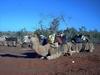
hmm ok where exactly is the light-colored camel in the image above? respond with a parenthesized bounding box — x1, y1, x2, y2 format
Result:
(62, 42, 73, 55)
(83, 43, 94, 52)
(72, 43, 82, 53)
(31, 35, 62, 60)
(62, 42, 82, 55)
(71, 42, 94, 53)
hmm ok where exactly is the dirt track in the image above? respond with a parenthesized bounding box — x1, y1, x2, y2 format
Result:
(0, 45, 100, 75)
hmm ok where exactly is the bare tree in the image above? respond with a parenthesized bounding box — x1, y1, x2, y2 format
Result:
(49, 17, 60, 33)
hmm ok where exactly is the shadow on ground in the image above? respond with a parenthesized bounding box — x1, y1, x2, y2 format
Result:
(0, 52, 41, 59)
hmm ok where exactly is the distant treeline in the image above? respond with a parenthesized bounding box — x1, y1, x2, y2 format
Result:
(0, 27, 100, 44)
(0, 16, 100, 44)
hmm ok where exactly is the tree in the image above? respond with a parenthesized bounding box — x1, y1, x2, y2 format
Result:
(79, 26, 87, 34)
(49, 17, 60, 33)
(16, 28, 28, 42)
(64, 27, 78, 40)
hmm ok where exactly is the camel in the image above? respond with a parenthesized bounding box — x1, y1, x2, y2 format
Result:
(60, 42, 94, 56)
(83, 42, 94, 52)
(31, 34, 62, 60)
(72, 43, 82, 53)
(62, 42, 73, 55)
(71, 42, 94, 53)
(62, 42, 82, 56)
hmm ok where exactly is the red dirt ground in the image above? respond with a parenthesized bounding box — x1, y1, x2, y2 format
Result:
(0, 44, 100, 75)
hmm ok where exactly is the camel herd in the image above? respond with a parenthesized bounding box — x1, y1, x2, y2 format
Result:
(30, 34, 94, 60)
(0, 34, 94, 60)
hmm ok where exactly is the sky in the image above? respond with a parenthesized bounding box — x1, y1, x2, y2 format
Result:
(0, 0, 100, 31)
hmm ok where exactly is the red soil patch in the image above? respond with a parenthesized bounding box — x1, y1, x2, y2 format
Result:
(0, 45, 100, 75)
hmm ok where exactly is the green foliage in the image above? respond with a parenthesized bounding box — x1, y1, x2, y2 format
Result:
(64, 27, 78, 41)
(0, 27, 100, 44)
(49, 17, 60, 33)
(0, 16, 100, 44)
(16, 28, 28, 42)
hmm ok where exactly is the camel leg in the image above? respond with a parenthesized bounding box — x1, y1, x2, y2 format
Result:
(75, 43, 82, 53)
(76, 44, 79, 53)
(47, 52, 62, 60)
(68, 42, 74, 55)
(89, 43, 94, 52)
